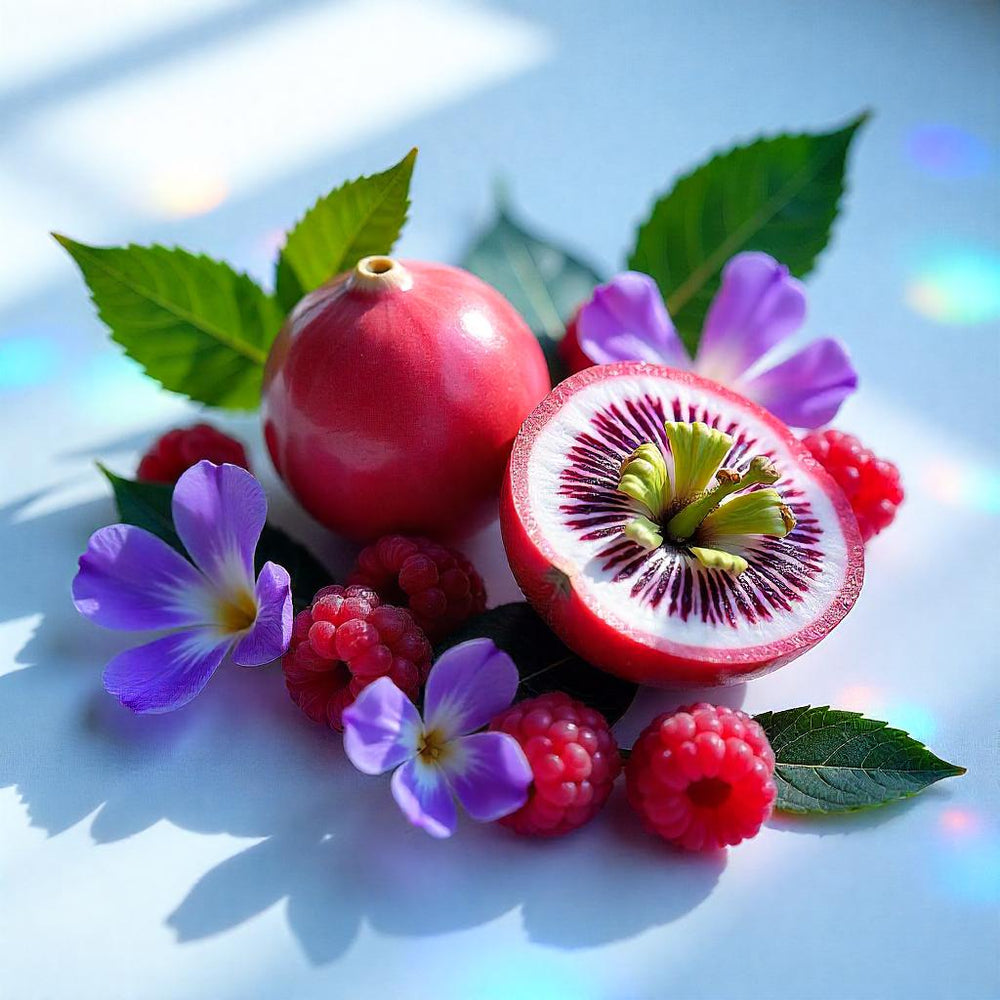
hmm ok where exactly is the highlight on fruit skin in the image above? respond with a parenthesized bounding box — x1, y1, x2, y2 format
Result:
(500, 362, 865, 687)
(261, 255, 550, 542)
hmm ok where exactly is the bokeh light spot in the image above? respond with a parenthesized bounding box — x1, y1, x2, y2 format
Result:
(883, 701, 936, 743)
(940, 808, 980, 837)
(147, 162, 229, 218)
(904, 246, 1000, 325)
(923, 457, 1000, 515)
(939, 841, 1000, 904)
(0, 336, 58, 389)
(906, 124, 992, 179)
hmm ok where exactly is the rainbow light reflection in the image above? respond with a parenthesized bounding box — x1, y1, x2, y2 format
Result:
(906, 124, 992, 179)
(922, 457, 1000, 516)
(834, 686, 937, 743)
(146, 162, 229, 219)
(905, 245, 1000, 325)
(0, 336, 58, 390)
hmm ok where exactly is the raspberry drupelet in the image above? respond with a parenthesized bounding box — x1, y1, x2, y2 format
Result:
(282, 585, 432, 731)
(137, 423, 251, 484)
(348, 534, 486, 642)
(802, 429, 904, 542)
(626, 703, 776, 851)
(489, 692, 621, 836)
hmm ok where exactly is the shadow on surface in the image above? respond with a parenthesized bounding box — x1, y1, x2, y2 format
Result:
(0, 487, 721, 964)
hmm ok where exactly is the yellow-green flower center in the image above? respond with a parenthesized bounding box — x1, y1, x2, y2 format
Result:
(417, 728, 453, 766)
(616, 421, 796, 575)
(216, 587, 258, 634)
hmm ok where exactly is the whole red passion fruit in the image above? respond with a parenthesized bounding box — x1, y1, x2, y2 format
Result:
(263, 256, 550, 541)
(501, 363, 864, 687)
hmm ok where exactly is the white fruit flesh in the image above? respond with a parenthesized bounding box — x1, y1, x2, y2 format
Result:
(525, 370, 852, 653)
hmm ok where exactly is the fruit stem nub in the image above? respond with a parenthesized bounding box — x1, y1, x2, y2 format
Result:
(351, 255, 414, 293)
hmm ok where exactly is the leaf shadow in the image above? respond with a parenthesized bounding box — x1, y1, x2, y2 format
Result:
(167, 773, 725, 964)
(0, 488, 724, 966)
(766, 789, 953, 837)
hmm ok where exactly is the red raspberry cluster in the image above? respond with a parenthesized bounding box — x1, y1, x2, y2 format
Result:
(348, 534, 486, 641)
(490, 692, 621, 837)
(802, 429, 904, 542)
(626, 703, 777, 851)
(137, 423, 250, 484)
(282, 585, 431, 731)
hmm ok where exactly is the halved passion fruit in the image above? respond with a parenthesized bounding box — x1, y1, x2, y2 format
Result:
(500, 363, 864, 686)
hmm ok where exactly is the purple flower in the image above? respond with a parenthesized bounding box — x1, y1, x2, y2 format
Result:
(73, 461, 293, 713)
(342, 638, 532, 838)
(576, 252, 858, 428)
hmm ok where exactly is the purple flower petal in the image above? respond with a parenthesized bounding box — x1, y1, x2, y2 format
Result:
(577, 272, 689, 368)
(423, 638, 520, 741)
(343, 677, 422, 775)
(171, 461, 266, 590)
(740, 337, 859, 429)
(72, 524, 210, 631)
(442, 732, 532, 823)
(695, 252, 807, 383)
(230, 561, 293, 666)
(103, 628, 230, 714)
(390, 757, 458, 838)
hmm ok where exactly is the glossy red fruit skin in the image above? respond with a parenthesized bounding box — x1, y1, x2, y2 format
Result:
(557, 307, 593, 376)
(500, 363, 865, 688)
(262, 259, 550, 541)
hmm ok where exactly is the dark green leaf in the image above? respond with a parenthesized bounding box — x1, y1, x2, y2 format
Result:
(755, 705, 966, 814)
(628, 113, 869, 354)
(275, 149, 417, 311)
(99, 465, 183, 552)
(256, 524, 334, 612)
(462, 198, 604, 383)
(99, 468, 333, 610)
(435, 603, 637, 724)
(55, 236, 283, 410)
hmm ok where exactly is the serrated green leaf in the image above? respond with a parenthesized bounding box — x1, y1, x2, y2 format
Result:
(99, 467, 333, 611)
(435, 603, 637, 724)
(628, 113, 868, 354)
(55, 236, 283, 410)
(462, 200, 604, 383)
(275, 148, 417, 311)
(755, 705, 966, 814)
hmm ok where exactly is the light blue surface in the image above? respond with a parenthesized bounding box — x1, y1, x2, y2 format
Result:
(1, 2, 998, 998)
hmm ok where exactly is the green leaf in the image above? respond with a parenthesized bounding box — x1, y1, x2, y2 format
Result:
(55, 236, 283, 410)
(100, 465, 183, 551)
(435, 603, 637, 724)
(754, 705, 966, 815)
(627, 112, 869, 354)
(99, 467, 333, 611)
(462, 197, 604, 383)
(275, 148, 417, 311)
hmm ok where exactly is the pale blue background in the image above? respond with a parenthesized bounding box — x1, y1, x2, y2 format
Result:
(1, 2, 998, 998)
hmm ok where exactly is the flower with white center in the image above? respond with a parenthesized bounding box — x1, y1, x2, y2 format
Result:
(72, 461, 293, 713)
(342, 638, 533, 838)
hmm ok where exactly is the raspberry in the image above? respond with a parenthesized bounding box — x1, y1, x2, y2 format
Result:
(626, 703, 777, 851)
(137, 423, 251, 484)
(347, 535, 486, 642)
(282, 585, 431, 731)
(802, 429, 904, 542)
(489, 692, 621, 837)
(557, 307, 594, 376)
